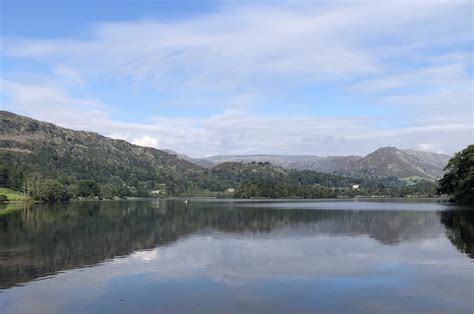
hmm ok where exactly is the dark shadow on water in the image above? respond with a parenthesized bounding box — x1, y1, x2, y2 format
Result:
(440, 209, 474, 259)
(0, 200, 472, 290)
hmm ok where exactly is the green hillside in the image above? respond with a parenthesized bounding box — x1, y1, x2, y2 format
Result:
(0, 110, 206, 198)
(0, 111, 438, 201)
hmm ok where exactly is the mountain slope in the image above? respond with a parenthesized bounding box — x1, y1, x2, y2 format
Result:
(207, 161, 358, 189)
(403, 149, 452, 178)
(194, 148, 450, 179)
(163, 149, 215, 168)
(0, 111, 202, 191)
(0, 111, 360, 197)
(0, 110, 448, 199)
(341, 147, 449, 179)
(199, 154, 364, 170)
(340, 147, 450, 179)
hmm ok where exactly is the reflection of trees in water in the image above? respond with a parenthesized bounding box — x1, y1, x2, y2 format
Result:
(440, 210, 474, 259)
(0, 201, 464, 289)
(0, 201, 197, 289)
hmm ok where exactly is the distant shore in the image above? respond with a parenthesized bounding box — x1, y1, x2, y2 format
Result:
(1, 195, 452, 204)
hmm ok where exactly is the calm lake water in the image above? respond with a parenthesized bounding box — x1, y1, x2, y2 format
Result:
(0, 199, 472, 313)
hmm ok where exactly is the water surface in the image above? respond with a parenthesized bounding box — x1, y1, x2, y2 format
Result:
(0, 200, 472, 313)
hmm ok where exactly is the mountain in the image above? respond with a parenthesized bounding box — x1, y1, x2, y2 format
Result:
(339, 147, 450, 179)
(0, 110, 202, 192)
(193, 148, 450, 179)
(0, 111, 357, 197)
(0, 110, 446, 200)
(163, 149, 215, 168)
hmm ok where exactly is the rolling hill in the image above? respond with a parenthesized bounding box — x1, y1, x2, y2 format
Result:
(0, 110, 202, 192)
(194, 147, 450, 179)
(0, 110, 447, 199)
(0, 111, 360, 196)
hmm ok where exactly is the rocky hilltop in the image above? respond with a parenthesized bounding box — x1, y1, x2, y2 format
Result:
(195, 147, 450, 179)
(0, 110, 201, 189)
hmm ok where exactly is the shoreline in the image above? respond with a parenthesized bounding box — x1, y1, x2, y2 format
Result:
(1, 196, 452, 204)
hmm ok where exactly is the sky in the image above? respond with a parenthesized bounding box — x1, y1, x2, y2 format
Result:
(0, 0, 472, 157)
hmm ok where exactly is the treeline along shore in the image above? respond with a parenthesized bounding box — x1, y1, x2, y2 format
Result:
(0, 111, 472, 204)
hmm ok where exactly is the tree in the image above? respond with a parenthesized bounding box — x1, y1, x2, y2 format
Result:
(100, 184, 117, 199)
(37, 179, 71, 202)
(0, 166, 8, 187)
(0, 165, 24, 191)
(23, 173, 44, 199)
(77, 180, 101, 198)
(438, 145, 474, 204)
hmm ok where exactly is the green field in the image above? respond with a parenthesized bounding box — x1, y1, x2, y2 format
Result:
(400, 176, 436, 185)
(0, 187, 28, 202)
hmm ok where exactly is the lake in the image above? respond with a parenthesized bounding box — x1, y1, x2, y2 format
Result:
(0, 199, 472, 313)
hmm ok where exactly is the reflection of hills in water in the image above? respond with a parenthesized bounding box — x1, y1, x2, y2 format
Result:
(0, 200, 472, 289)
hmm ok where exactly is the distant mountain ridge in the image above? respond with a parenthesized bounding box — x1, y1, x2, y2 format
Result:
(0, 110, 450, 190)
(192, 147, 450, 179)
(0, 111, 361, 197)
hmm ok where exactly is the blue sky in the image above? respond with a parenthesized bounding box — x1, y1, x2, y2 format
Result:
(1, 0, 472, 157)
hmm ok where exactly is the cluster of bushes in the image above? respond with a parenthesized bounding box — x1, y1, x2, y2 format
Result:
(234, 179, 337, 199)
(20, 175, 135, 202)
(234, 177, 438, 199)
(2, 171, 439, 202)
(0, 164, 24, 191)
(23, 174, 84, 202)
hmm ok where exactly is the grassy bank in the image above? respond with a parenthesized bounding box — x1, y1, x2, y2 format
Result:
(0, 187, 28, 202)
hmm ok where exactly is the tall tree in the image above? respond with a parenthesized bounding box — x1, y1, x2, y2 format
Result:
(438, 145, 474, 204)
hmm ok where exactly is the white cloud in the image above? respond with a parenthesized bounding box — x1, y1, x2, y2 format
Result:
(418, 143, 437, 152)
(53, 64, 84, 85)
(1, 1, 472, 156)
(4, 1, 470, 89)
(1, 80, 471, 157)
(132, 136, 160, 148)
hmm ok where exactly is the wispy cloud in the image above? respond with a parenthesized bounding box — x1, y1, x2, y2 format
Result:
(1, 79, 470, 156)
(1, 0, 472, 156)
